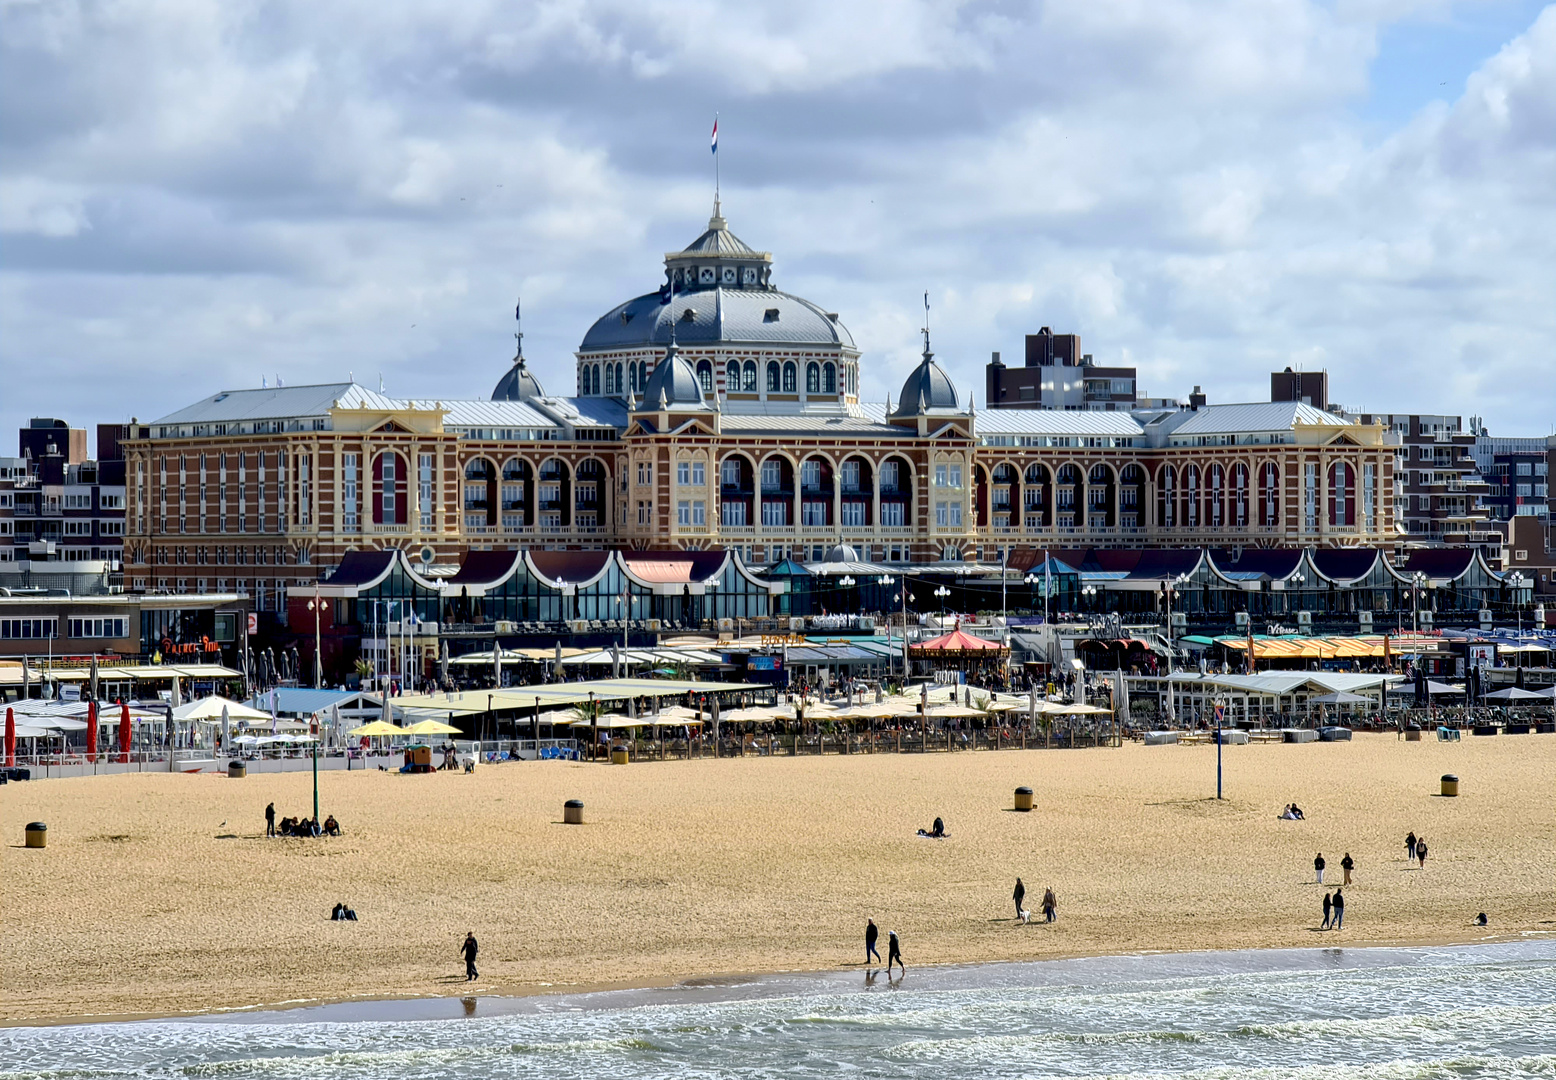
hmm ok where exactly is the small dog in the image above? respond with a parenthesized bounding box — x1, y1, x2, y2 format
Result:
(1018, 908, 1031, 924)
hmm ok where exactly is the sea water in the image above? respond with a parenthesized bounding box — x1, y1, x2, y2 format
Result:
(5, 941, 1554, 1079)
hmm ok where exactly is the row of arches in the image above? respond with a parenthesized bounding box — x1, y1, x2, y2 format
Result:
(712, 451, 913, 529)
(580, 357, 852, 398)
(580, 360, 652, 396)
(463, 455, 609, 530)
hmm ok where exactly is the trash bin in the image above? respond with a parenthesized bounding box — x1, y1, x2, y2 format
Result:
(1405, 725, 1422, 742)
(24, 822, 47, 849)
(563, 799, 584, 825)
(1014, 786, 1033, 812)
(1441, 774, 1459, 797)
(228, 761, 247, 778)
(610, 748, 629, 766)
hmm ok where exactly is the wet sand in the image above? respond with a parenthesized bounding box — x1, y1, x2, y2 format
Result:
(3, 735, 1553, 1022)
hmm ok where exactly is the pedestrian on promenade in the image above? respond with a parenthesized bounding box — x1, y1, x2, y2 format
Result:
(265, 802, 276, 837)
(1341, 853, 1354, 885)
(865, 919, 881, 966)
(461, 931, 479, 982)
(887, 930, 904, 976)
(1042, 887, 1057, 923)
(1331, 889, 1345, 929)
(1321, 891, 1333, 929)
(1013, 878, 1026, 919)
(1314, 852, 1326, 885)
(1415, 840, 1428, 869)
(1405, 831, 1417, 865)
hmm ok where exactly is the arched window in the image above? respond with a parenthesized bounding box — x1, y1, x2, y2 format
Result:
(1232, 463, 1249, 526)
(782, 362, 797, 393)
(1158, 465, 1176, 527)
(742, 360, 757, 391)
(614, 363, 623, 395)
(1259, 462, 1280, 527)
(1207, 464, 1225, 527)
(604, 364, 615, 395)
(695, 359, 713, 393)
(373, 452, 407, 525)
(1183, 465, 1200, 527)
(823, 362, 836, 394)
(726, 360, 740, 389)
(766, 361, 781, 392)
(1329, 462, 1354, 526)
(805, 362, 821, 394)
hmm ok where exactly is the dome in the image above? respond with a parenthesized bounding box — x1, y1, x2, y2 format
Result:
(636, 341, 708, 411)
(491, 352, 545, 402)
(824, 542, 859, 563)
(891, 348, 960, 417)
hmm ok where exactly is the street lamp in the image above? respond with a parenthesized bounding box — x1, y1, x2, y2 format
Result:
(1163, 572, 1190, 725)
(1508, 571, 1527, 680)
(934, 585, 951, 617)
(1410, 571, 1428, 634)
(1082, 584, 1097, 611)
(306, 584, 324, 689)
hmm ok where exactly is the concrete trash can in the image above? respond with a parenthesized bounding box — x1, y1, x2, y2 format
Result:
(1441, 774, 1459, 797)
(24, 822, 47, 848)
(563, 799, 584, 825)
(228, 761, 247, 778)
(610, 748, 629, 766)
(1014, 786, 1034, 812)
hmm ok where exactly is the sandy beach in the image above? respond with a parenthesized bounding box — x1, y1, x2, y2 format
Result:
(3, 735, 1553, 1023)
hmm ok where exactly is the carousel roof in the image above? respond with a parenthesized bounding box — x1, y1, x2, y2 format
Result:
(911, 627, 1007, 652)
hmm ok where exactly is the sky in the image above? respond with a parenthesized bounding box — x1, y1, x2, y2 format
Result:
(2, 0, 1554, 455)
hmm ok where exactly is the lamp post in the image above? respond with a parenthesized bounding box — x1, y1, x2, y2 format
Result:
(1164, 572, 1189, 725)
(306, 585, 324, 689)
(1508, 571, 1526, 682)
(1411, 571, 1428, 634)
(1082, 584, 1097, 612)
(934, 585, 951, 618)
(838, 574, 855, 617)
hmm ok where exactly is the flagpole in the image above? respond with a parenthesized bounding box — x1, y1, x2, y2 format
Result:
(713, 112, 719, 205)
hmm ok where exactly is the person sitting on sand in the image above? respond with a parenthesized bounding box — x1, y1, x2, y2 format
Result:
(916, 817, 947, 839)
(1290, 803, 1305, 820)
(331, 902, 347, 921)
(1475, 912, 1487, 926)
(1280, 804, 1298, 820)
(323, 815, 340, 837)
(309, 817, 322, 837)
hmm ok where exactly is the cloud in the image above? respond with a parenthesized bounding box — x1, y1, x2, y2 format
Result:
(1, 0, 1553, 450)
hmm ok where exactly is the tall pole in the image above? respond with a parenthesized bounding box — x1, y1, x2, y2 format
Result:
(312, 583, 323, 689)
(312, 714, 319, 823)
(1215, 698, 1223, 800)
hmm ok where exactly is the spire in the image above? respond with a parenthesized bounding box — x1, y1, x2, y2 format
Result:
(513, 295, 524, 359)
(658, 385, 668, 410)
(921, 290, 933, 362)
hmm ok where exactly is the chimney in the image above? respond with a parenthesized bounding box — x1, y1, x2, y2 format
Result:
(1189, 386, 1206, 409)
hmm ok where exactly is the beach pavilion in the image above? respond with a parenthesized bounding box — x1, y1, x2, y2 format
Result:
(1134, 671, 1404, 728)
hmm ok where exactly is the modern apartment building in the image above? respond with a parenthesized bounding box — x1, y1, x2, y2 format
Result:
(985, 328, 1139, 411)
(1, 419, 127, 585)
(1471, 432, 1550, 521)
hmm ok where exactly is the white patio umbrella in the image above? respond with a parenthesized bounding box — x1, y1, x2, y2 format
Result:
(220, 704, 230, 755)
(1484, 687, 1545, 703)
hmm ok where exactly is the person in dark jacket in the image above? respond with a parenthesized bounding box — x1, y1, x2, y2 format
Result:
(265, 802, 276, 837)
(1341, 853, 1354, 885)
(887, 930, 904, 976)
(1041, 887, 1057, 923)
(1406, 831, 1417, 865)
(865, 919, 881, 966)
(1314, 852, 1326, 885)
(1321, 892, 1333, 929)
(1415, 840, 1428, 869)
(1331, 889, 1345, 929)
(461, 931, 479, 981)
(1013, 878, 1026, 919)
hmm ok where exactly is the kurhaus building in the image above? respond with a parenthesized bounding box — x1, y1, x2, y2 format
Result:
(122, 205, 1398, 613)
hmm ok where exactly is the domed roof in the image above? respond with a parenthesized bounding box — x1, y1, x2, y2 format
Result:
(636, 341, 709, 412)
(679, 209, 758, 256)
(491, 352, 545, 402)
(582, 289, 854, 352)
(824, 542, 859, 563)
(891, 347, 960, 417)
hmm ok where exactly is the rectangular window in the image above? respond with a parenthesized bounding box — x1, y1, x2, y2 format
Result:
(69, 617, 127, 639)
(949, 465, 963, 488)
(1303, 462, 1318, 531)
(691, 462, 705, 486)
(1362, 463, 1376, 531)
(762, 461, 783, 489)
(693, 500, 706, 526)
(64, 520, 91, 536)
(419, 454, 434, 529)
(677, 500, 691, 526)
(761, 500, 789, 527)
(840, 461, 860, 492)
(99, 493, 124, 510)
(0, 618, 57, 640)
(297, 454, 312, 527)
(538, 483, 560, 504)
(801, 500, 827, 526)
(638, 462, 652, 486)
(380, 452, 396, 523)
(801, 460, 821, 489)
(841, 501, 865, 526)
(880, 461, 899, 490)
(881, 502, 904, 527)
(722, 459, 740, 486)
(638, 501, 650, 525)
(342, 453, 358, 529)
(949, 503, 963, 527)
(63, 493, 92, 509)
(100, 520, 124, 536)
(721, 501, 748, 526)
(935, 464, 948, 488)
(677, 462, 691, 486)
(936, 501, 948, 527)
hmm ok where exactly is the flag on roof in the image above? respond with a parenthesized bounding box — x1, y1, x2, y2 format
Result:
(710, 117, 718, 154)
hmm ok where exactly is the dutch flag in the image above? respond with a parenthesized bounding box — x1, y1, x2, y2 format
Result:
(710, 117, 718, 155)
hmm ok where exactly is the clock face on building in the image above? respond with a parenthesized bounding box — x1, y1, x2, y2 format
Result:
(700, 267, 716, 284)
(742, 267, 756, 284)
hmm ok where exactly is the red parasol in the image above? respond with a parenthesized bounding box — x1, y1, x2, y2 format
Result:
(87, 700, 99, 762)
(119, 699, 132, 763)
(4, 706, 14, 768)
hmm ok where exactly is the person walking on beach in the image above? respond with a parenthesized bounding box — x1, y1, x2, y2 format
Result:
(887, 930, 904, 976)
(1013, 877, 1026, 920)
(1321, 891, 1333, 929)
(1341, 853, 1354, 886)
(865, 919, 881, 966)
(1314, 852, 1326, 885)
(265, 802, 276, 838)
(1405, 831, 1417, 865)
(1042, 887, 1057, 923)
(1331, 889, 1345, 930)
(461, 931, 479, 982)
(1415, 839, 1428, 869)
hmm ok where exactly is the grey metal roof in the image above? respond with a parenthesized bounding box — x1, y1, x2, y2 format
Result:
(419, 399, 559, 430)
(1169, 402, 1341, 436)
(719, 414, 911, 437)
(636, 344, 710, 411)
(537, 396, 631, 428)
(580, 289, 855, 352)
(678, 217, 758, 256)
(975, 409, 1146, 436)
(491, 354, 546, 402)
(151, 383, 401, 426)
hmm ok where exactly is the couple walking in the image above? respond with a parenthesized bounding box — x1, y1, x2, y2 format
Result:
(1405, 832, 1430, 868)
(1321, 890, 1346, 929)
(864, 919, 903, 975)
(1013, 878, 1057, 923)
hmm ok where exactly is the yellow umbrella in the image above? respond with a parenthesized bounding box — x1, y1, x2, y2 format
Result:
(402, 719, 462, 736)
(347, 720, 407, 736)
